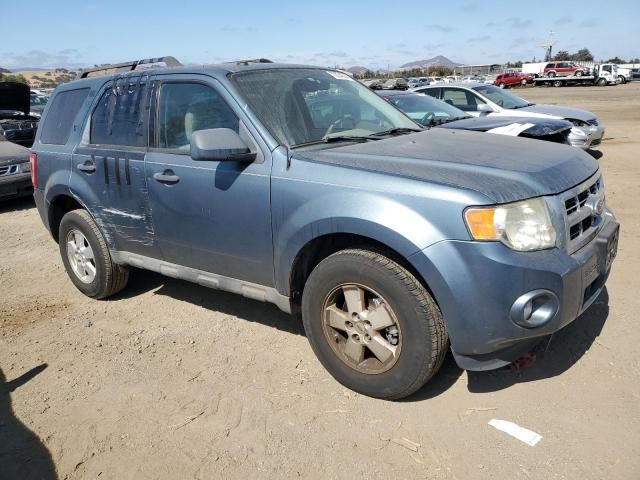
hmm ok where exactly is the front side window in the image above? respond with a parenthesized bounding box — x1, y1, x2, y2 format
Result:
(156, 83, 239, 150)
(441, 88, 482, 111)
(231, 68, 419, 148)
(91, 79, 150, 147)
(386, 94, 468, 126)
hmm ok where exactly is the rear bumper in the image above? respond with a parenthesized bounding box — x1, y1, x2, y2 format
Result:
(0, 173, 33, 200)
(409, 213, 619, 371)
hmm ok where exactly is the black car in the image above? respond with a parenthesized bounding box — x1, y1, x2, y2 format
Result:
(0, 82, 40, 147)
(378, 90, 573, 144)
(0, 135, 32, 200)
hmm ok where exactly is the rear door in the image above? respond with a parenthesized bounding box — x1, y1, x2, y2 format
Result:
(69, 75, 159, 257)
(144, 74, 274, 286)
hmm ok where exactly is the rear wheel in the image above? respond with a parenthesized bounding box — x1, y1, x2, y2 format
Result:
(521, 79, 528, 86)
(548, 71, 557, 78)
(301, 249, 447, 400)
(553, 80, 563, 88)
(498, 83, 506, 89)
(575, 70, 584, 77)
(597, 78, 607, 86)
(59, 209, 129, 299)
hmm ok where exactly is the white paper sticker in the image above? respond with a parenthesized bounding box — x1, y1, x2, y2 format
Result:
(326, 71, 354, 81)
(486, 123, 535, 136)
(488, 419, 542, 446)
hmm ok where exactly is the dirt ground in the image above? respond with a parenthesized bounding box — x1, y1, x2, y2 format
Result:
(1, 82, 639, 480)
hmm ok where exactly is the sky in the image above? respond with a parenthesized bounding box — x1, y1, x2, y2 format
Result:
(1, 0, 639, 71)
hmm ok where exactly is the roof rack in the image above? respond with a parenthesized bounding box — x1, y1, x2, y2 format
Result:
(227, 58, 273, 66)
(78, 56, 182, 79)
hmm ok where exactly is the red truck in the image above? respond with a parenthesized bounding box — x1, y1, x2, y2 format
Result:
(494, 72, 534, 88)
(542, 62, 589, 77)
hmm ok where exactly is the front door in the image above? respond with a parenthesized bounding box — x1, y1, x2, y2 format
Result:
(144, 75, 274, 287)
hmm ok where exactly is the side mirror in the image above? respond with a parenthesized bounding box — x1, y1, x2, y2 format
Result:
(477, 104, 493, 113)
(190, 128, 256, 162)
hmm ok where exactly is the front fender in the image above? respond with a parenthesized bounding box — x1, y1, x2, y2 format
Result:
(273, 190, 446, 295)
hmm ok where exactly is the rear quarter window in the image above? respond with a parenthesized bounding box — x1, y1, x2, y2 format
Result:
(40, 88, 90, 145)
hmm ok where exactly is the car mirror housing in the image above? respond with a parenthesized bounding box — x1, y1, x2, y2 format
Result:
(190, 128, 256, 162)
(477, 104, 493, 113)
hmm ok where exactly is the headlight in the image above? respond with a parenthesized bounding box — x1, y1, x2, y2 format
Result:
(464, 198, 557, 251)
(19, 161, 31, 173)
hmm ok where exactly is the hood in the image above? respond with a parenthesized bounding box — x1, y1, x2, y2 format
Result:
(0, 138, 30, 165)
(518, 104, 596, 122)
(295, 128, 598, 204)
(0, 82, 30, 116)
(438, 116, 572, 136)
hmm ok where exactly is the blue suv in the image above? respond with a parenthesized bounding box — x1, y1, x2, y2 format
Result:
(31, 57, 619, 399)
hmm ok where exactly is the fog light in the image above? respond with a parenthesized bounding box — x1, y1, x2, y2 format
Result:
(510, 290, 559, 328)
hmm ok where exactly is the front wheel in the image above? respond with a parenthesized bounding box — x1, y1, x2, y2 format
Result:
(301, 249, 448, 400)
(575, 71, 584, 77)
(59, 209, 129, 299)
(498, 83, 506, 89)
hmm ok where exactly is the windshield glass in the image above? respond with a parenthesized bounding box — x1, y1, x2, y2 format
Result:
(472, 85, 530, 109)
(384, 93, 468, 126)
(30, 96, 48, 106)
(231, 68, 419, 147)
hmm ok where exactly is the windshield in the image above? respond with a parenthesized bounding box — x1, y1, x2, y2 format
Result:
(30, 96, 48, 106)
(231, 68, 419, 147)
(472, 85, 530, 109)
(384, 93, 468, 126)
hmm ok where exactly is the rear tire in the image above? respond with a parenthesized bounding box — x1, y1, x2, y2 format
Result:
(576, 71, 584, 77)
(548, 71, 557, 78)
(498, 83, 506, 89)
(301, 249, 447, 400)
(597, 78, 607, 86)
(58, 209, 129, 299)
(553, 80, 563, 88)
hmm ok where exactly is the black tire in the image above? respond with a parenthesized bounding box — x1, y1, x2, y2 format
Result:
(548, 71, 556, 78)
(575, 70, 584, 77)
(301, 249, 447, 400)
(597, 78, 607, 86)
(498, 83, 506, 89)
(553, 80, 563, 88)
(58, 209, 129, 299)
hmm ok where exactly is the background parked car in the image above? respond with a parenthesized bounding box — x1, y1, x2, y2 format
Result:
(494, 72, 533, 88)
(0, 135, 32, 201)
(543, 62, 589, 77)
(414, 82, 604, 149)
(0, 82, 40, 147)
(378, 90, 573, 145)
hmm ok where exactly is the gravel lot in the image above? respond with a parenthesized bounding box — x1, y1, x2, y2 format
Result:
(1, 82, 639, 480)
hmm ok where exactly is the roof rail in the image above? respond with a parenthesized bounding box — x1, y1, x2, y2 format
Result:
(78, 56, 182, 79)
(227, 58, 273, 66)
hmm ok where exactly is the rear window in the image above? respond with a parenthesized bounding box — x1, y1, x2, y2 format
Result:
(39, 88, 90, 145)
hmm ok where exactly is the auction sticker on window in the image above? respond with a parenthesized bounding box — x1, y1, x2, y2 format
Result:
(326, 71, 354, 81)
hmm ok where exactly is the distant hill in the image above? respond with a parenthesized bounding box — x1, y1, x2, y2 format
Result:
(11, 70, 78, 88)
(346, 66, 369, 75)
(399, 56, 459, 69)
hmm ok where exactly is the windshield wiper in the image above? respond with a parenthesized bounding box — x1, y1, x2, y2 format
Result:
(510, 103, 534, 109)
(369, 127, 422, 137)
(291, 135, 381, 149)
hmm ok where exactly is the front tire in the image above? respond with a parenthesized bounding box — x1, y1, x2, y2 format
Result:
(575, 71, 584, 77)
(58, 209, 129, 299)
(301, 249, 447, 400)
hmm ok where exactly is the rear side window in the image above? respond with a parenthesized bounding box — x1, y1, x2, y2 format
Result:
(40, 88, 90, 145)
(91, 79, 150, 147)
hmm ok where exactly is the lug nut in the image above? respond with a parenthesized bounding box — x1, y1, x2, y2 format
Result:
(351, 334, 360, 342)
(346, 321, 353, 329)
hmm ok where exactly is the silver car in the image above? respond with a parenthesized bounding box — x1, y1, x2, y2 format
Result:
(413, 82, 605, 149)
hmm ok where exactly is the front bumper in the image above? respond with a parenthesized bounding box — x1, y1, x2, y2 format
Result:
(569, 125, 605, 150)
(0, 172, 33, 200)
(410, 214, 619, 371)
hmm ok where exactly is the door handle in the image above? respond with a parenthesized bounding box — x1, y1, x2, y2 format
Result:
(77, 161, 96, 173)
(153, 170, 180, 184)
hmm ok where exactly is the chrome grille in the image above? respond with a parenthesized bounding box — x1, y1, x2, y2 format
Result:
(0, 164, 21, 177)
(561, 175, 604, 254)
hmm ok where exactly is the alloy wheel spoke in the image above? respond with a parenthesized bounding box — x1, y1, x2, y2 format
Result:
(326, 304, 349, 331)
(367, 334, 396, 364)
(84, 261, 96, 278)
(366, 304, 395, 331)
(342, 286, 365, 314)
(343, 337, 365, 363)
